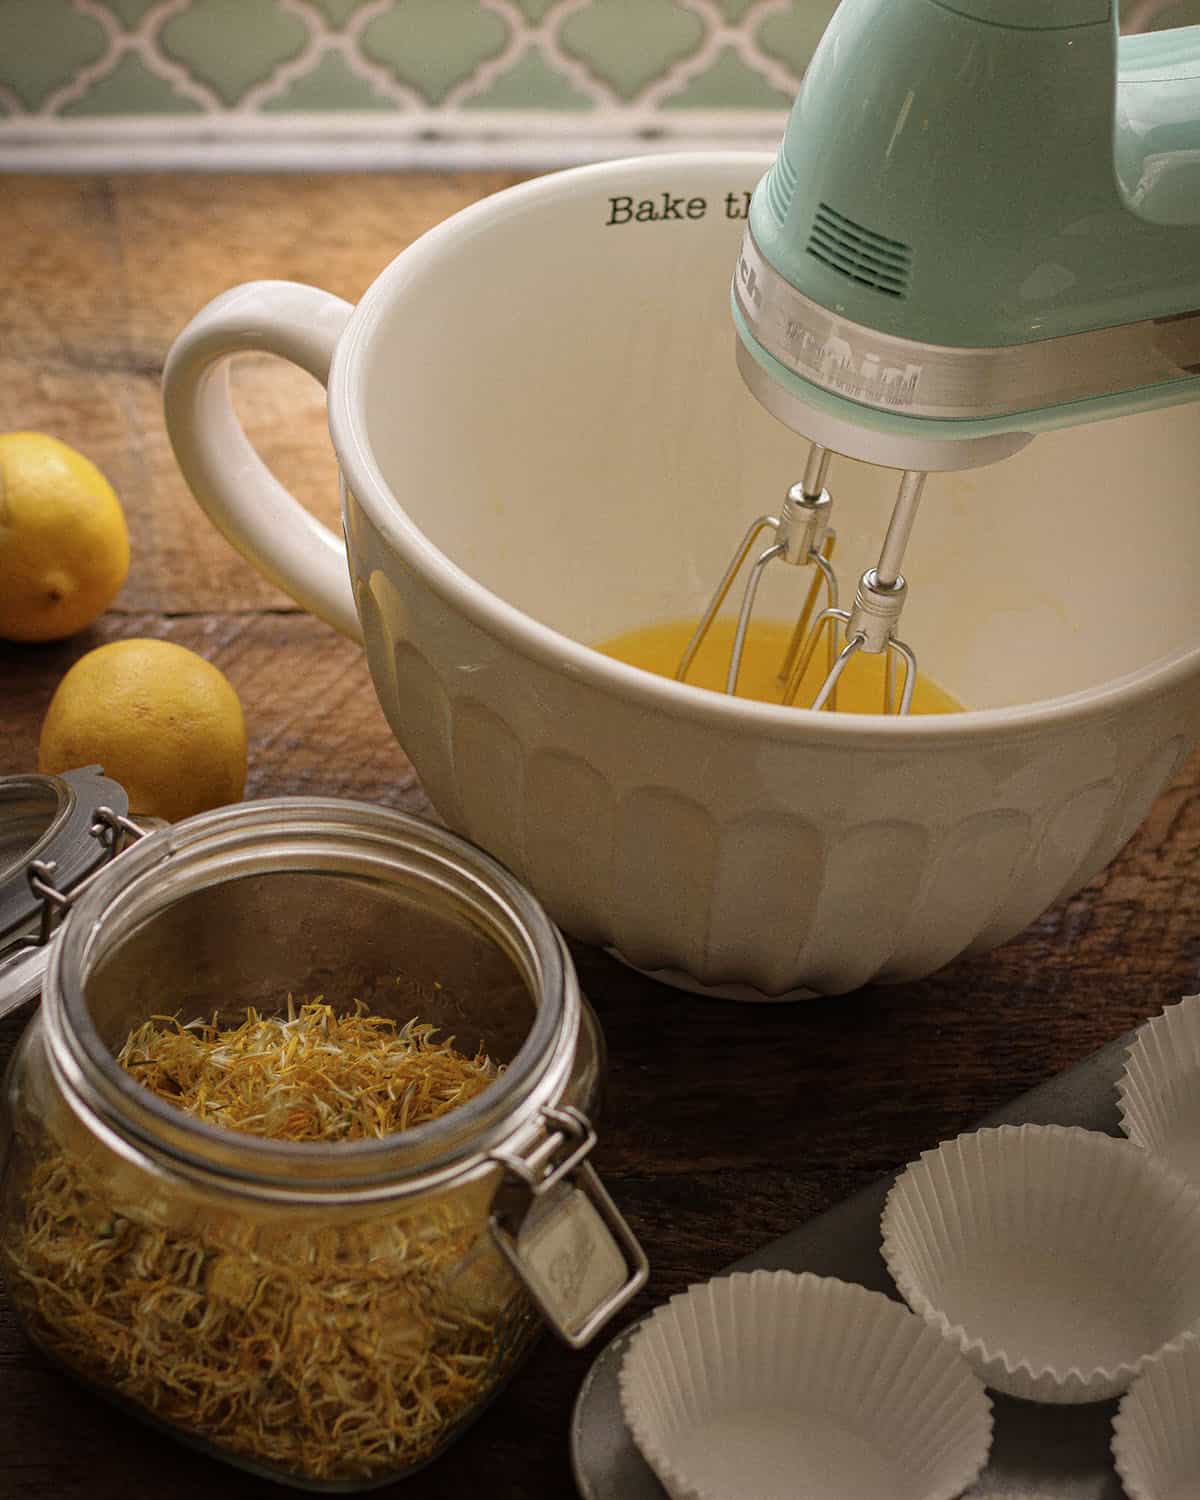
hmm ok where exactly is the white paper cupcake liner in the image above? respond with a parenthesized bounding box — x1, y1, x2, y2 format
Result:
(618, 1268, 992, 1500)
(1119, 994, 1200, 1186)
(881, 1124, 1200, 1404)
(1112, 1332, 1200, 1500)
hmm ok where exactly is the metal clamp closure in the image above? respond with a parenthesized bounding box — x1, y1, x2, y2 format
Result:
(28, 807, 152, 946)
(488, 1105, 648, 1349)
(489, 1105, 597, 1197)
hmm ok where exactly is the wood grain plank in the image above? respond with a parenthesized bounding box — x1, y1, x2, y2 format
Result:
(110, 172, 525, 366)
(0, 179, 130, 373)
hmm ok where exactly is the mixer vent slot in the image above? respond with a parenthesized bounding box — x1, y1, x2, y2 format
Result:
(765, 149, 799, 224)
(807, 204, 911, 298)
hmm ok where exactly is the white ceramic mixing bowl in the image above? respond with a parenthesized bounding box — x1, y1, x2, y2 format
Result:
(163, 153, 1200, 998)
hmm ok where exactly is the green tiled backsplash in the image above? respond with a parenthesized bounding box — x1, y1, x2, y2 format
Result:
(0, 0, 1195, 169)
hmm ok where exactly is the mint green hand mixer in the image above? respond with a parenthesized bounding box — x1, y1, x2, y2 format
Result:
(679, 0, 1200, 713)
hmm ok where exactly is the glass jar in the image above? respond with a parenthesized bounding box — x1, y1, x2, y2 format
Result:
(0, 794, 645, 1490)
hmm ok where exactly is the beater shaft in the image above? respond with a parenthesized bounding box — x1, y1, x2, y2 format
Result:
(777, 445, 837, 691)
(874, 470, 925, 589)
(802, 443, 832, 499)
(785, 467, 927, 714)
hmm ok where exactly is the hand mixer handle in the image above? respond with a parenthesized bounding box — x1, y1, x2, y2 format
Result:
(162, 280, 363, 643)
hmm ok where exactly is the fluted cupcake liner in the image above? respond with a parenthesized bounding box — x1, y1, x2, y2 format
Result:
(618, 1269, 991, 1500)
(1112, 1332, 1200, 1499)
(881, 1124, 1200, 1404)
(1119, 994, 1200, 1186)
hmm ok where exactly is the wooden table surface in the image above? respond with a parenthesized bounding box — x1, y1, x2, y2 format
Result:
(2, 172, 1199, 1500)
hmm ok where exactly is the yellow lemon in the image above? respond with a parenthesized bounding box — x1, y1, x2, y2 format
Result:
(38, 639, 247, 823)
(0, 432, 130, 642)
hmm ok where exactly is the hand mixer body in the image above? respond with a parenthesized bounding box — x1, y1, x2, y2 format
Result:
(684, 0, 1200, 717)
(735, 0, 1200, 471)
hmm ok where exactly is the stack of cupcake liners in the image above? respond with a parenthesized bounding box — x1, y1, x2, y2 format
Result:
(618, 994, 1200, 1500)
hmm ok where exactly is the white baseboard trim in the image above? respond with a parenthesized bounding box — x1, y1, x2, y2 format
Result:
(0, 113, 784, 173)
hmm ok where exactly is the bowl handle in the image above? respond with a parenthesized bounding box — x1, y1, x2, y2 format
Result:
(162, 280, 362, 642)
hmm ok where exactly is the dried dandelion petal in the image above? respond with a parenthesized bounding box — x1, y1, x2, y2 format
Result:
(116, 1002, 499, 1144)
(2, 1001, 538, 1485)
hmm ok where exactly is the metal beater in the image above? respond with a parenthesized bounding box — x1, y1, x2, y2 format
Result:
(677, 447, 923, 713)
(682, 0, 1200, 714)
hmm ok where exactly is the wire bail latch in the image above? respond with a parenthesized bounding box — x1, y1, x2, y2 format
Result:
(28, 806, 154, 947)
(489, 1105, 648, 1348)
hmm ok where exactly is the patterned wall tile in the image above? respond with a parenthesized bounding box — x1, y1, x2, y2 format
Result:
(60, 50, 204, 114)
(159, 0, 309, 107)
(463, 44, 596, 110)
(261, 49, 396, 111)
(360, 1, 509, 105)
(305, 0, 367, 24)
(0, 0, 109, 111)
(1, 0, 1194, 170)
(105, 0, 164, 26)
(662, 44, 793, 108)
(559, 0, 704, 100)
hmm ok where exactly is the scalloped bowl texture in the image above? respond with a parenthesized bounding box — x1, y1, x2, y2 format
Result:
(164, 153, 1200, 997)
